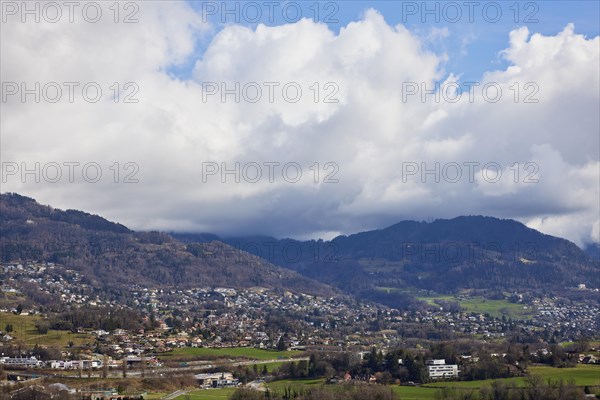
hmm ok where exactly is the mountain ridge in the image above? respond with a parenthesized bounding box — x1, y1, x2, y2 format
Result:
(3, 193, 598, 309)
(173, 216, 599, 307)
(0, 193, 337, 297)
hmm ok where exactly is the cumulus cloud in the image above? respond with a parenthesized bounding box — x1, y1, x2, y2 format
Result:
(1, 5, 598, 246)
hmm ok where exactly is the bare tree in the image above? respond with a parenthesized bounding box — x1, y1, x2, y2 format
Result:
(102, 354, 108, 378)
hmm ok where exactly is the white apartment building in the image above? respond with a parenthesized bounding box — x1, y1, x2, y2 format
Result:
(426, 359, 459, 379)
(0, 356, 44, 368)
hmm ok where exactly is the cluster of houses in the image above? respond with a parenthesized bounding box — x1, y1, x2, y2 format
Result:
(5, 385, 147, 399)
(2, 261, 599, 351)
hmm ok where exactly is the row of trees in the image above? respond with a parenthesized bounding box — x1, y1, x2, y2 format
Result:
(434, 377, 590, 400)
(231, 380, 591, 400)
(49, 306, 144, 332)
(230, 384, 397, 400)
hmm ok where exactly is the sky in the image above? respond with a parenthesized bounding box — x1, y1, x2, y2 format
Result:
(1, 1, 599, 246)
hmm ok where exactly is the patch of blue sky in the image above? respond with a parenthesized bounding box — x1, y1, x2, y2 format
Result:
(167, 1, 599, 84)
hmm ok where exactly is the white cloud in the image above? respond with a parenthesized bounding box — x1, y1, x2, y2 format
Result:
(1, 7, 598, 246)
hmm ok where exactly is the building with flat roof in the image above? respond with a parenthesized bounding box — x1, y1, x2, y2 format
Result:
(426, 359, 459, 379)
(195, 372, 240, 388)
(0, 356, 44, 368)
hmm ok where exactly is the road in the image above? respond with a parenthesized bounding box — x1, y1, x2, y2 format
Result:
(148, 356, 309, 377)
(246, 380, 267, 392)
(162, 389, 189, 400)
(6, 356, 310, 379)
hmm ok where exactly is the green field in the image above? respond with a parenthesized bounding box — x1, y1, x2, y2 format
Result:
(159, 347, 304, 361)
(263, 365, 599, 400)
(460, 298, 534, 319)
(423, 365, 600, 389)
(0, 312, 92, 348)
(144, 393, 168, 399)
(416, 296, 534, 319)
(174, 388, 238, 399)
(266, 378, 325, 391)
(392, 385, 438, 399)
(266, 379, 441, 399)
(561, 340, 600, 349)
(262, 361, 286, 372)
(170, 385, 450, 400)
(528, 365, 600, 386)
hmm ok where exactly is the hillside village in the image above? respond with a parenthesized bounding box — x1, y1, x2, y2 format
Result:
(1, 261, 598, 389)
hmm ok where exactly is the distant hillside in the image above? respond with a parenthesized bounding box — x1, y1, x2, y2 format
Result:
(0, 193, 336, 297)
(176, 217, 600, 307)
(0, 193, 130, 233)
(584, 242, 600, 260)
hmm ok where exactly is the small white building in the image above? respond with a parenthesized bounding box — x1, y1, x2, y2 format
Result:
(50, 360, 71, 369)
(49, 359, 102, 370)
(195, 372, 240, 388)
(426, 359, 459, 379)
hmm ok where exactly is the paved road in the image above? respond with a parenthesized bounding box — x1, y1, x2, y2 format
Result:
(6, 356, 310, 379)
(162, 389, 189, 400)
(247, 380, 267, 392)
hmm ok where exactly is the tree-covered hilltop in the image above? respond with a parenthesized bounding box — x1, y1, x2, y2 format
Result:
(183, 216, 600, 307)
(0, 193, 337, 297)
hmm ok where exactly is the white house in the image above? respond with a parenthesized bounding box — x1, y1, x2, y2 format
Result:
(195, 372, 240, 388)
(49, 359, 102, 370)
